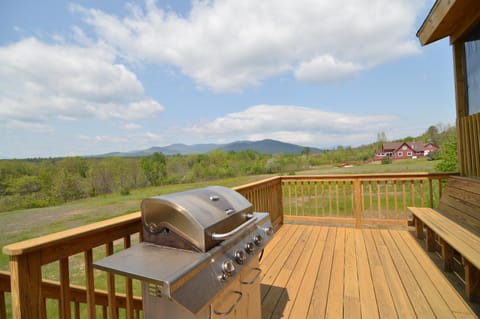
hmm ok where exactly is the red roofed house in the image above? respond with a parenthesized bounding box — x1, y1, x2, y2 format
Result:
(373, 142, 439, 160)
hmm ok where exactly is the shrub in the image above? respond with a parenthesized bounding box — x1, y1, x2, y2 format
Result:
(381, 157, 392, 165)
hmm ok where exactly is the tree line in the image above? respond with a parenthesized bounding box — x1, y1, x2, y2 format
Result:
(0, 124, 457, 212)
(0, 150, 308, 212)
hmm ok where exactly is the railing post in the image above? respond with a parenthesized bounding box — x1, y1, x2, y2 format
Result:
(353, 179, 362, 229)
(276, 177, 284, 226)
(9, 252, 42, 319)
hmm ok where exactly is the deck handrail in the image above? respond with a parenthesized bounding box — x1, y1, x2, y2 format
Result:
(3, 213, 142, 319)
(281, 172, 455, 228)
(0, 172, 456, 318)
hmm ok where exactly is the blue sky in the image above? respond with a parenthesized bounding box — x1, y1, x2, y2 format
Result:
(0, 0, 454, 158)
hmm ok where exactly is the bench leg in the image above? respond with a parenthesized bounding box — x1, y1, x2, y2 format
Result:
(439, 238, 453, 272)
(414, 218, 424, 240)
(463, 258, 480, 302)
(425, 227, 435, 252)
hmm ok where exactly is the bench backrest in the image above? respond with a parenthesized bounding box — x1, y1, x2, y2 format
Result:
(438, 176, 480, 236)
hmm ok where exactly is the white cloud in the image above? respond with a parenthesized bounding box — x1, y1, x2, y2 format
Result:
(121, 123, 143, 130)
(185, 105, 399, 147)
(4, 120, 54, 133)
(74, 0, 424, 92)
(294, 56, 364, 83)
(0, 37, 164, 131)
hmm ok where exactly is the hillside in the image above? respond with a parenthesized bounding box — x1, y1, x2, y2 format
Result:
(96, 139, 321, 157)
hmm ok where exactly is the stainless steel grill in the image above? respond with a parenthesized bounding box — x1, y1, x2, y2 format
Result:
(94, 186, 274, 318)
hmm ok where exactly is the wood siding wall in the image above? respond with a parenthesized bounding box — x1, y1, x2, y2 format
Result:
(458, 112, 480, 177)
(453, 41, 480, 178)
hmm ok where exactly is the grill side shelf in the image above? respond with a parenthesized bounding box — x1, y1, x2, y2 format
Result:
(93, 243, 210, 294)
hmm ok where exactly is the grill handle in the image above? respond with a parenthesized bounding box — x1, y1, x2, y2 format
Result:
(213, 291, 243, 316)
(211, 216, 258, 241)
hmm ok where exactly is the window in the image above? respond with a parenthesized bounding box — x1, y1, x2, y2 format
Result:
(464, 23, 480, 115)
(398, 152, 403, 157)
(407, 152, 413, 156)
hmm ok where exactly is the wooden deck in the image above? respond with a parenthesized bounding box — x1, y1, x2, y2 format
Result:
(259, 224, 478, 319)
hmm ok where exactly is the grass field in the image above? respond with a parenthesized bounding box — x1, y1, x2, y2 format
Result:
(297, 158, 438, 175)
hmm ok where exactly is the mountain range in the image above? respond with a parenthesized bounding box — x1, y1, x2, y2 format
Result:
(96, 139, 321, 157)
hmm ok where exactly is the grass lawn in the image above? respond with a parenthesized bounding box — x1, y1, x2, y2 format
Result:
(297, 158, 438, 175)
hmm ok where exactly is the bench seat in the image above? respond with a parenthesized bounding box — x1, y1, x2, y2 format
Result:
(410, 207, 480, 268)
(408, 176, 480, 301)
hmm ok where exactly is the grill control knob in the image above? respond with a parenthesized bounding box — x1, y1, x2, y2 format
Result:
(264, 226, 274, 236)
(245, 242, 255, 254)
(254, 235, 263, 246)
(222, 259, 235, 275)
(235, 250, 247, 264)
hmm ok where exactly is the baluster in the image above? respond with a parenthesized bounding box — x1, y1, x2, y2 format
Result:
(0, 291, 5, 319)
(294, 182, 299, 216)
(124, 237, 134, 319)
(301, 181, 305, 216)
(106, 242, 118, 319)
(321, 182, 326, 216)
(393, 181, 398, 216)
(368, 181, 373, 219)
(419, 180, 425, 207)
(335, 181, 340, 216)
(328, 181, 333, 216)
(410, 180, 416, 207)
(358, 181, 363, 218)
(428, 178, 434, 208)
(74, 301, 80, 319)
(59, 257, 71, 319)
(384, 180, 390, 219)
(376, 181, 381, 219)
(85, 249, 96, 319)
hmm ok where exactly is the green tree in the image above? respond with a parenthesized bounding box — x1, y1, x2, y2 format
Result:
(58, 157, 89, 177)
(53, 169, 86, 201)
(435, 136, 458, 172)
(141, 152, 167, 186)
(88, 159, 115, 195)
(425, 125, 440, 144)
(7, 175, 41, 195)
(301, 147, 311, 157)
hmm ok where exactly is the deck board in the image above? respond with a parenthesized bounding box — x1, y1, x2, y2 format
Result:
(259, 224, 478, 319)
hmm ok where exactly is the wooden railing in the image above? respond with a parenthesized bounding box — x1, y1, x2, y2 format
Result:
(234, 176, 284, 229)
(0, 172, 455, 318)
(2, 213, 143, 319)
(282, 173, 454, 227)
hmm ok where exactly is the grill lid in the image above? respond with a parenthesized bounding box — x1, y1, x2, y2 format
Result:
(141, 186, 253, 252)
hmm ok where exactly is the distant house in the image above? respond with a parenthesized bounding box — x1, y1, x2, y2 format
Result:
(373, 142, 439, 160)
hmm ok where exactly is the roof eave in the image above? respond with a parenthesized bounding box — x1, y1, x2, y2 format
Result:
(417, 0, 480, 46)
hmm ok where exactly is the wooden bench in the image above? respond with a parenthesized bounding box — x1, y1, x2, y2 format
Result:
(409, 176, 480, 301)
